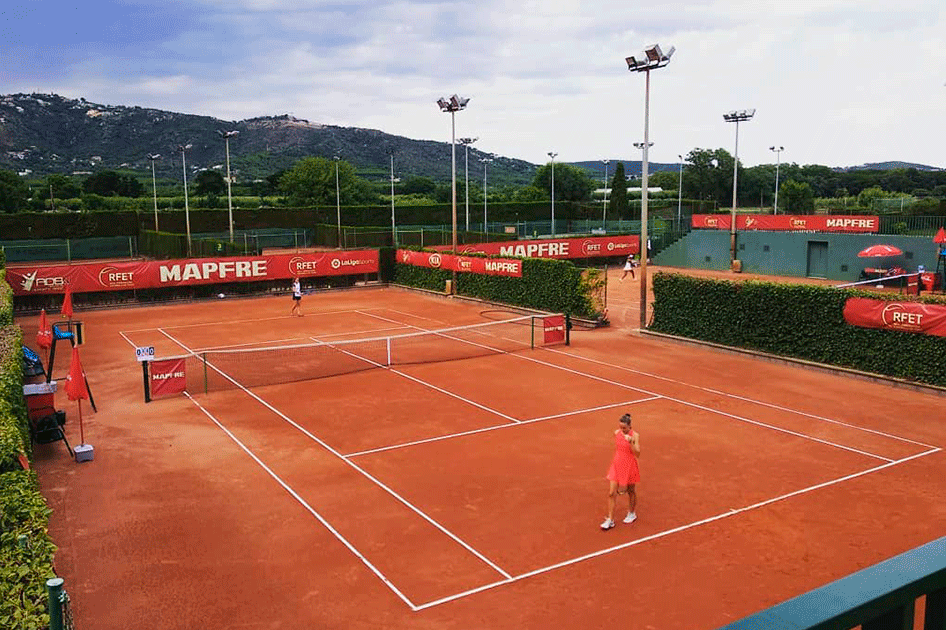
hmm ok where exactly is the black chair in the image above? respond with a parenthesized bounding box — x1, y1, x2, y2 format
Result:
(28, 406, 73, 457)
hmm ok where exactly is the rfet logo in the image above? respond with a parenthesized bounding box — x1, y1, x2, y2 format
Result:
(705, 217, 719, 227)
(791, 218, 808, 229)
(881, 303, 924, 330)
(98, 266, 135, 288)
(429, 253, 443, 268)
(19, 271, 66, 292)
(290, 256, 321, 275)
(456, 257, 473, 271)
(581, 240, 602, 256)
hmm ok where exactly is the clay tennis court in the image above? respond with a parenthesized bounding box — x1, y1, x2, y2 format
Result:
(27, 273, 946, 629)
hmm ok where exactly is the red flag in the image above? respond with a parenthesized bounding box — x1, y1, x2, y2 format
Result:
(935, 227, 946, 244)
(36, 309, 52, 350)
(65, 346, 88, 401)
(61, 285, 74, 318)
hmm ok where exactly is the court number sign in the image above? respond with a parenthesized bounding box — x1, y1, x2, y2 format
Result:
(135, 346, 156, 362)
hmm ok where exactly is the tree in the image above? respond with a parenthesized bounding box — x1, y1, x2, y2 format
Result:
(779, 180, 814, 214)
(401, 176, 437, 195)
(83, 171, 144, 197)
(46, 174, 82, 199)
(648, 170, 679, 194)
(512, 186, 545, 202)
(0, 170, 29, 213)
(194, 170, 226, 197)
(532, 163, 596, 202)
(609, 162, 628, 219)
(278, 157, 376, 207)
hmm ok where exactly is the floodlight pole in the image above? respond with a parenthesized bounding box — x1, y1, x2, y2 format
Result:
(459, 137, 477, 231)
(390, 154, 398, 245)
(482, 157, 493, 230)
(437, 95, 469, 293)
(334, 156, 341, 248)
(677, 154, 684, 228)
(627, 43, 674, 331)
(148, 153, 160, 232)
(602, 159, 610, 229)
(770, 146, 783, 215)
(724, 109, 754, 265)
(548, 152, 558, 236)
(218, 130, 239, 243)
(178, 144, 192, 256)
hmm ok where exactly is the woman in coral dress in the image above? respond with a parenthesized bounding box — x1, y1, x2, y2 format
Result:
(601, 413, 640, 530)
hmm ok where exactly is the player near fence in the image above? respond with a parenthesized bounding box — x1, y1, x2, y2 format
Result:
(290, 277, 303, 317)
(600, 412, 640, 530)
(620, 254, 637, 281)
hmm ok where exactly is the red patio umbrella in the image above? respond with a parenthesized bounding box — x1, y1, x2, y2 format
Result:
(65, 345, 89, 447)
(61, 285, 74, 319)
(36, 309, 52, 351)
(935, 227, 946, 244)
(858, 244, 903, 258)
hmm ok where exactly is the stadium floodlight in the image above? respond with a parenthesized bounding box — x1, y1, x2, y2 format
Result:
(548, 152, 558, 236)
(770, 146, 784, 215)
(626, 44, 674, 330)
(481, 156, 494, 230)
(458, 137, 478, 231)
(723, 108, 755, 265)
(334, 155, 341, 248)
(437, 94, 470, 292)
(602, 159, 610, 229)
(147, 153, 161, 231)
(677, 154, 684, 227)
(390, 154, 400, 245)
(217, 130, 239, 243)
(177, 144, 193, 256)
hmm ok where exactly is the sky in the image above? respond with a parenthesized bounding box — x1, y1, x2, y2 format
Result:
(3, 0, 945, 170)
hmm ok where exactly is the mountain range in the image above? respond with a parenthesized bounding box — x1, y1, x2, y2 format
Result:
(0, 93, 940, 187)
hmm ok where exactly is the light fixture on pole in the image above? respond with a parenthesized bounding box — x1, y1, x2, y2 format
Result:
(334, 155, 341, 248)
(437, 94, 470, 293)
(770, 145, 784, 215)
(390, 154, 400, 245)
(723, 109, 755, 265)
(602, 159, 610, 229)
(217, 130, 239, 243)
(548, 152, 558, 236)
(177, 144, 193, 256)
(147, 153, 161, 231)
(481, 156, 493, 231)
(677, 154, 684, 227)
(458, 137, 478, 231)
(627, 43, 675, 330)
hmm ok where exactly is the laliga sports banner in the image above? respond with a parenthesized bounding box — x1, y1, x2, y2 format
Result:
(149, 358, 187, 397)
(692, 214, 879, 233)
(397, 249, 523, 277)
(432, 234, 640, 259)
(843, 298, 946, 337)
(5, 250, 379, 295)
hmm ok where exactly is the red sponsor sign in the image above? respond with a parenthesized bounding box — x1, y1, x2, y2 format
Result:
(843, 298, 946, 336)
(5, 250, 379, 295)
(692, 215, 879, 233)
(149, 359, 187, 397)
(432, 235, 640, 259)
(543, 315, 566, 344)
(397, 250, 523, 277)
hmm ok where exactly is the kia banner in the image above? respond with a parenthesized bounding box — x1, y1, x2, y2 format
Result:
(397, 249, 523, 277)
(149, 359, 187, 397)
(5, 250, 379, 295)
(843, 298, 946, 336)
(431, 235, 640, 259)
(692, 214, 879, 233)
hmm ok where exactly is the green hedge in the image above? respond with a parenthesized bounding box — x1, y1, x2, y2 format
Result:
(650, 272, 946, 387)
(393, 256, 603, 318)
(0, 326, 28, 470)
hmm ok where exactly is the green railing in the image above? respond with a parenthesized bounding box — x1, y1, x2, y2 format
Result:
(716, 536, 946, 630)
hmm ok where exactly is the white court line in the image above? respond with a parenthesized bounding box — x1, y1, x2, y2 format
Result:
(183, 391, 419, 611)
(361, 312, 894, 462)
(345, 397, 659, 458)
(186, 326, 413, 353)
(122, 306, 389, 334)
(413, 447, 942, 611)
(118, 331, 138, 349)
(541, 348, 939, 450)
(157, 328, 513, 583)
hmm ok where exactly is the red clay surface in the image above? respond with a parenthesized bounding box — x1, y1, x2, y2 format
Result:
(21, 276, 946, 630)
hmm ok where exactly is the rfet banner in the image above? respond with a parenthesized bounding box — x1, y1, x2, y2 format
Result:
(149, 358, 187, 397)
(692, 215, 879, 233)
(432, 235, 640, 259)
(5, 250, 379, 295)
(843, 298, 946, 336)
(397, 250, 523, 277)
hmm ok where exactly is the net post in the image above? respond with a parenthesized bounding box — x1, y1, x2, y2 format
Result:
(46, 577, 64, 630)
(203, 353, 208, 394)
(143, 360, 151, 403)
(387, 338, 392, 366)
(531, 317, 535, 349)
(565, 313, 571, 346)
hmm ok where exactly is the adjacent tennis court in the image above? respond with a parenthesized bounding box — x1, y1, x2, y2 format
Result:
(28, 282, 946, 629)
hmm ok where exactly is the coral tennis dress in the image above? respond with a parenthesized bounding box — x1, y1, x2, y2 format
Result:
(607, 430, 640, 485)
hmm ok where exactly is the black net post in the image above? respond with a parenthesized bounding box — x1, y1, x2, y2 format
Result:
(143, 360, 151, 403)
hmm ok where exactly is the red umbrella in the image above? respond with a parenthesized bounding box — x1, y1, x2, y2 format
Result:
(36, 309, 52, 351)
(935, 227, 946, 244)
(858, 244, 903, 258)
(61, 285, 74, 319)
(65, 345, 89, 446)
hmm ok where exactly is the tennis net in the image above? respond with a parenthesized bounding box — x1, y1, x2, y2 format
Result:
(147, 314, 567, 397)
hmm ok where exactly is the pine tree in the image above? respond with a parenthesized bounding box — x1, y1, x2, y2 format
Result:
(609, 162, 628, 219)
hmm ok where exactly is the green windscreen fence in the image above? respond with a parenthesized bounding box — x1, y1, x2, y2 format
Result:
(0, 237, 138, 263)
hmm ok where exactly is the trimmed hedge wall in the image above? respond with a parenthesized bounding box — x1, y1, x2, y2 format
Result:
(650, 272, 946, 387)
(0, 270, 58, 629)
(393, 257, 604, 318)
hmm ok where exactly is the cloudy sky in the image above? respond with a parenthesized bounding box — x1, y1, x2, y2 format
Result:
(3, 0, 945, 169)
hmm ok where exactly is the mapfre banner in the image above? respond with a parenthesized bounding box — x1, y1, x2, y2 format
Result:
(843, 298, 946, 336)
(5, 250, 379, 295)
(692, 215, 879, 233)
(149, 359, 186, 397)
(432, 235, 640, 259)
(397, 250, 523, 277)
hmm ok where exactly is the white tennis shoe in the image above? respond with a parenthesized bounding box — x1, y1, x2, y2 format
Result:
(623, 512, 637, 524)
(600, 517, 615, 530)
